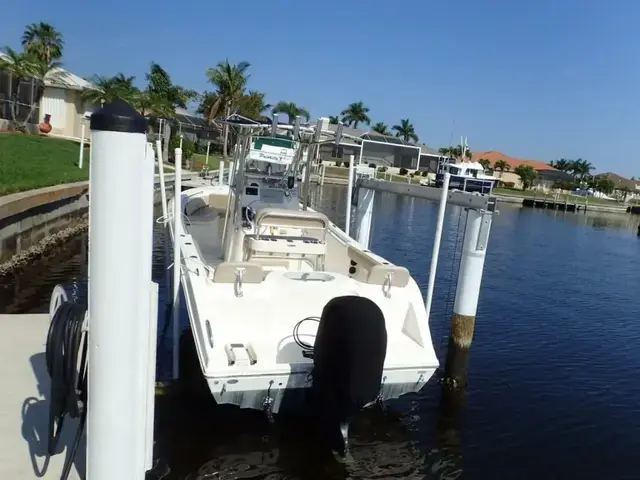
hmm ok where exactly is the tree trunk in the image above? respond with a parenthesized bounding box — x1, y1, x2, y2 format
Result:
(222, 104, 230, 159)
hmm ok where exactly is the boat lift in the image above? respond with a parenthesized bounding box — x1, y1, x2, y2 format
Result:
(43, 103, 498, 479)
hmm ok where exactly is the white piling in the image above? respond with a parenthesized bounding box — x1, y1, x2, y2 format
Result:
(145, 281, 159, 470)
(155, 139, 168, 220)
(172, 147, 183, 380)
(205, 141, 210, 165)
(424, 172, 450, 321)
(354, 188, 375, 248)
(78, 122, 86, 168)
(452, 207, 492, 341)
(87, 100, 153, 480)
(345, 154, 356, 236)
(179, 134, 183, 150)
(219, 160, 225, 185)
(320, 163, 326, 186)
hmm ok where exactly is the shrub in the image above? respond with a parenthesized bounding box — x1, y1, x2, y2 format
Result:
(422, 170, 429, 177)
(499, 181, 515, 189)
(379, 166, 387, 172)
(399, 167, 408, 175)
(410, 172, 415, 177)
(368, 163, 376, 168)
(335, 161, 342, 167)
(169, 136, 194, 163)
(343, 162, 350, 168)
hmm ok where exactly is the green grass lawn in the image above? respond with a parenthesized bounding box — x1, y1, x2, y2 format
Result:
(190, 153, 222, 171)
(0, 133, 89, 196)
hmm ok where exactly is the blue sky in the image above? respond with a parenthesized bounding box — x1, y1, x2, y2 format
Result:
(2, 0, 639, 176)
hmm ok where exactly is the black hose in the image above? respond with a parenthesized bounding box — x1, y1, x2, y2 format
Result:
(46, 301, 88, 480)
(293, 316, 320, 357)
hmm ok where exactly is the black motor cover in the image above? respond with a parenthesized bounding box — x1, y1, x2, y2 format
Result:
(310, 295, 388, 423)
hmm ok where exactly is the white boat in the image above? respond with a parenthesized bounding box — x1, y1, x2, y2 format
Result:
(435, 159, 498, 194)
(168, 117, 439, 451)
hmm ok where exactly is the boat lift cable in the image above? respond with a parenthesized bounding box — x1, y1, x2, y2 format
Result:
(45, 300, 88, 480)
(439, 208, 468, 359)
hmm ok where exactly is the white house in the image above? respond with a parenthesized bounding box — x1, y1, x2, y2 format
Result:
(0, 52, 97, 138)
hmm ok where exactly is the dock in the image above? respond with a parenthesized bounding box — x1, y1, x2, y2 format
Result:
(0, 314, 83, 480)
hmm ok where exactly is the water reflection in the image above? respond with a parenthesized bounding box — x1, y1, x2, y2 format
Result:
(158, 393, 466, 480)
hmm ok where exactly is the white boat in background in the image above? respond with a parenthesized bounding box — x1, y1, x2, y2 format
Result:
(436, 159, 498, 194)
(168, 116, 439, 452)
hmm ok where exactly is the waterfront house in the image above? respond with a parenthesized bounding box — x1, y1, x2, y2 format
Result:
(318, 123, 440, 170)
(472, 150, 572, 190)
(0, 52, 97, 139)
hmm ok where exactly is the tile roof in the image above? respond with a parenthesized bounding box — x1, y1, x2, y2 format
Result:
(472, 150, 556, 171)
(595, 172, 640, 191)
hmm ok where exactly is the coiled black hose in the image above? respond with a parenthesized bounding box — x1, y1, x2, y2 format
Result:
(46, 301, 88, 480)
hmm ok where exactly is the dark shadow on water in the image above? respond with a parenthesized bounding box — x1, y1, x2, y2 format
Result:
(153, 377, 474, 480)
(21, 352, 86, 479)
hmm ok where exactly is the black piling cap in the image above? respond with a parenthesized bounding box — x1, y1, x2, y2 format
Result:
(90, 99, 148, 134)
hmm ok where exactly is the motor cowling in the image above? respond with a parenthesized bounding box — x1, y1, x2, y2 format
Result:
(310, 295, 388, 454)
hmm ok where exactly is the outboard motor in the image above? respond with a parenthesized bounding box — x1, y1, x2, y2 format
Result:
(310, 295, 387, 456)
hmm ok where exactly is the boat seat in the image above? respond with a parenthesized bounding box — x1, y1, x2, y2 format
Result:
(347, 245, 410, 287)
(212, 262, 265, 284)
(255, 208, 329, 241)
(367, 265, 410, 287)
(185, 194, 228, 217)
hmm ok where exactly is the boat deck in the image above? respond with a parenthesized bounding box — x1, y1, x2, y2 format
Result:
(0, 314, 83, 480)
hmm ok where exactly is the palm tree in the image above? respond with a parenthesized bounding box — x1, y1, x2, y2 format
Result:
(570, 158, 594, 182)
(82, 73, 137, 106)
(478, 158, 491, 171)
(206, 60, 251, 158)
(271, 101, 310, 124)
(134, 90, 174, 119)
(145, 62, 197, 110)
(0, 48, 36, 129)
(340, 101, 370, 129)
(328, 115, 339, 125)
(549, 158, 571, 172)
(236, 91, 271, 121)
(371, 122, 390, 135)
(494, 159, 510, 177)
(392, 118, 418, 143)
(21, 22, 64, 63)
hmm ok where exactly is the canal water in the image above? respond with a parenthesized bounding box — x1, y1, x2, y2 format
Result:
(2, 184, 640, 479)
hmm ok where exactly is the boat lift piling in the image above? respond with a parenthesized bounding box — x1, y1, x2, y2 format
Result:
(219, 160, 225, 185)
(87, 100, 157, 479)
(172, 148, 183, 380)
(443, 207, 493, 387)
(354, 177, 496, 388)
(345, 154, 356, 235)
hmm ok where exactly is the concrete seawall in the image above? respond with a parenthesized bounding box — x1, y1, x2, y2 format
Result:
(0, 174, 190, 276)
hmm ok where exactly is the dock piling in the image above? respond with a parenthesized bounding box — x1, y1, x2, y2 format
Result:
(87, 100, 154, 479)
(172, 148, 183, 381)
(443, 208, 493, 387)
(354, 187, 375, 248)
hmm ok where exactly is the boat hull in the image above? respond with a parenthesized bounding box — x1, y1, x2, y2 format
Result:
(204, 367, 436, 413)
